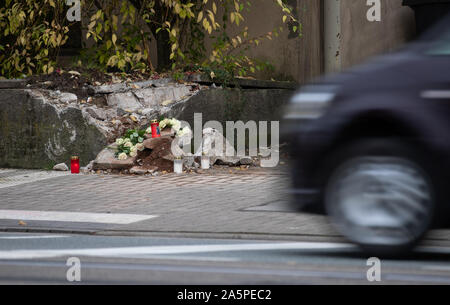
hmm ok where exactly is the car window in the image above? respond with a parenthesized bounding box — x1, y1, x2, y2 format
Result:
(427, 30, 450, 55)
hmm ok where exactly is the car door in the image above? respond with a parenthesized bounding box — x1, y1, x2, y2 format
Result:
(421, 27, 450, 102)
(413, 24, 450, 152)
(416, 22, 450, 224)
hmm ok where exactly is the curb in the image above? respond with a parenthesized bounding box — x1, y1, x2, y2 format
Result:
(1, 227, 450, 247)
(0, 226, 345, 242)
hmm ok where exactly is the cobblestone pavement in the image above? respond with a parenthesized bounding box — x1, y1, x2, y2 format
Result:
(2, 168, 450, 241)
(0, 169, 68, 189)
(0, 167, 338, 238)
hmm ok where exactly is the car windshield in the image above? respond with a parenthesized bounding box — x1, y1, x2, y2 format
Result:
(427, 28, 450, 55)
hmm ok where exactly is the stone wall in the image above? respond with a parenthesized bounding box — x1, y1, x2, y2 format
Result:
(168, 88, 294, 127)
(0, 78, 295, 169)
(0, 89, 107, 169)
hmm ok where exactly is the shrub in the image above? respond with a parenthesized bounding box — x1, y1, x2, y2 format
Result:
(0, 0, 300, 79)
(0, 0, 69, 78)
(84, 0, 300, 75)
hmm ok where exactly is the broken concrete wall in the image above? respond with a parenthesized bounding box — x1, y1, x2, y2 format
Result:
(168, 88, 294, 127)
(0, 89, 107, 169)
(0, 78, 295, 169)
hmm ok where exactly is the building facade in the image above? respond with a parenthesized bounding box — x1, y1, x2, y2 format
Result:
(71, 0, 415, 83)
(232, 0, 415, 83)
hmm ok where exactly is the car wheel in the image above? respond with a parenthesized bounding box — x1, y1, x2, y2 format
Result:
(324, 140, 435, 256)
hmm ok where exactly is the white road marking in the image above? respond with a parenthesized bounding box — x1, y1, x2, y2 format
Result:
(130, 255, 241, 262)
(0, 210, 158, 225)
(0, 235, 68, 240)
(421, 265, 450, 272)
(1, 241, 449, 261)
(0, 169, 69, 189)
(0, 242, 355, 260)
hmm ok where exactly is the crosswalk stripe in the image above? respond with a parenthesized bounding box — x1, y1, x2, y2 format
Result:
(0, 210, 157, 225)
(0, 235, 68, 240)
(0, 242, 356, 260)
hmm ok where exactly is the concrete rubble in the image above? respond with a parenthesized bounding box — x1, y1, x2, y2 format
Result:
(91, 127, 260, 176)
(0, 76, 294, 171)
(30, 78, 202, 144)
(53, 163, 69, 171)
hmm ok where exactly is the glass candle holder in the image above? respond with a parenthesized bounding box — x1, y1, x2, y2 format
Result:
(201, 155, 210, 170)
(71, 156, 80, 174)
(151, 120, 161, 138)
(174, 157, 183, 174)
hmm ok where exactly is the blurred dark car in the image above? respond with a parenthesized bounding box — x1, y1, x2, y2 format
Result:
(282, 14, 450, 255)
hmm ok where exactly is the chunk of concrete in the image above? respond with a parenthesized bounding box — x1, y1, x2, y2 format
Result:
(143, 136, 173, 150)
(93, 147, 136, 170)
(134, 85, 192, 108)
(53, 163, 69, 171)
(59, 92, 78, 103)
(85, 106, 107, 121)
(130, 166, 149, 175)
(106, 92, 142, 111)
(0, 89, 107, 169)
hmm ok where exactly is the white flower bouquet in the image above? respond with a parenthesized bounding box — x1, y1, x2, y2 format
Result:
(154, 118, 190, 137)
(115, 129, 146, 160)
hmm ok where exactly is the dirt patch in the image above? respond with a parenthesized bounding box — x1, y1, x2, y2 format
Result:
(26, 68, 164, 100)
(27, 70, 108, 100)
(138, 142, 174, 173)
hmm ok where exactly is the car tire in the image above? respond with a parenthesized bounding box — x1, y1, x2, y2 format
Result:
(324, 139, 435, 256)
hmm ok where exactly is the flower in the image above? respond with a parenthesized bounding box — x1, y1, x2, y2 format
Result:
(124, 138, 131, 144)
(124, 141, 133, 148)
(136, 143, 145, 151)
(177, 127, 191, 137)
(130, 145, 138, 153)
(159, 118, 170, 130)
(118, 153, 128, 160)
(146, 127, 152, 134)
(130, 151, 137, 158)
(170, 119, 181, 132)
(116, 138, 124, 146)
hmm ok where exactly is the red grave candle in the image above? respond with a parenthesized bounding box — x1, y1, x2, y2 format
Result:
(151, 120, 161, 138)
(71, 156, 80, 174)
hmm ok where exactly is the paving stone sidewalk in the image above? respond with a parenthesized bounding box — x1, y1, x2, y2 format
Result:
(1, 168, 449, 241)
(0, 168, 336, 238)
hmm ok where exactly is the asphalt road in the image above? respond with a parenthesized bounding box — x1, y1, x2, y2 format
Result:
(1, 233, 450, 285)
(2, 169, 450, 285)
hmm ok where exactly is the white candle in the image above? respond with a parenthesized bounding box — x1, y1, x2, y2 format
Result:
(201, 156, 210, 170)
(174, 158, 183, 174)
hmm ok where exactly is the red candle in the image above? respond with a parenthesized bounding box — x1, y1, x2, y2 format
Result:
(71, 156, 80, 174)
(151, 120, 161, 138)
